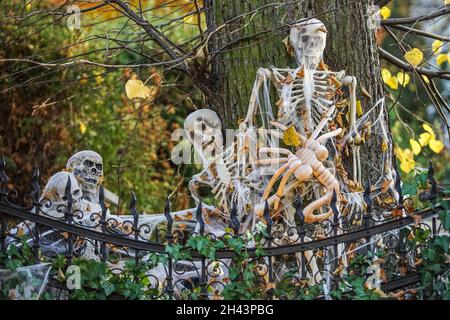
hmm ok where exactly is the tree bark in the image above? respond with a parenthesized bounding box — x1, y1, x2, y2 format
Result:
(207, 0, 394, 185)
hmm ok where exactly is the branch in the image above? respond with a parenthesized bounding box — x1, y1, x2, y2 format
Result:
(378, 47, 450, 80)
(381, 6, 450, 25)
(375, 0, 392, 7)
(0, 58, 186, 69)
(389, 24, 450, 42)
(106, 0, 189, 71)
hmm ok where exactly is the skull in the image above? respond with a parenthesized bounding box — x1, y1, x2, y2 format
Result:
(290, 19, 327, 68)
(184, 109, 224, 164)
(41, 171, 82, 217)
(66, 150, 104, 200)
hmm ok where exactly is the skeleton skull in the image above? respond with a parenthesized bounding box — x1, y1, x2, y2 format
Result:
(41, 171, 82, 217)
(66, 150, 104, 200)
(290, 19, 327, 68)
(184, 109, 224, 164)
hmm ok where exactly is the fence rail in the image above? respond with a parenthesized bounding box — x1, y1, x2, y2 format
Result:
(0, 156, 448, 300)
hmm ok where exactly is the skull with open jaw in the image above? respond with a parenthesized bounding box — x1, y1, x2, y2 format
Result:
(66, 150, 104, 201)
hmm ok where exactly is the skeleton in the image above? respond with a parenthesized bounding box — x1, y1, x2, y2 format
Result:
(184, 109, 266, 223)
(40, 171, 82, 218)
(249, 19, 362, 185)
(66, 150, 104, 204)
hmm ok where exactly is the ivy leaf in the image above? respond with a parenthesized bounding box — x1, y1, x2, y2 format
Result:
(404, 48, 424, 67)
(102, 282, 115, 296)
(434, 236, 449, 254)
(402, 182, 417, 195)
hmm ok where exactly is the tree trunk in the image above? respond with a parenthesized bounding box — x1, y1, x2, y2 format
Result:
(207, 0, 394, 185)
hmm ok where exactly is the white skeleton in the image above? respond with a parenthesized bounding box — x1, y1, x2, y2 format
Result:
(184, 109, 268, 225)
(40, 171, 82, 218)
(66, 150, 104, 204)
(251, 19, 362, 185)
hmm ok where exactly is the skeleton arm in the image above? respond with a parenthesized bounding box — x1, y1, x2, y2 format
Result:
(342, 76, 362, 184)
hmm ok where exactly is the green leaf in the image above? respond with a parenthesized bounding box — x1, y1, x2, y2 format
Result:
(434, 236, 449, 254)
(102, 282, 115, 296)
(402, 183, 417, 195)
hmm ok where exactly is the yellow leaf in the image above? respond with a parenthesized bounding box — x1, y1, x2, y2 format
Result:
(404, 48, 423, 67)
(396, 72, 410, 87)
(429, 139, 444, 153)
(381, 68, 392, 83)
(26, 3, 32, 11)
(421, 75, 430, 84)
(432, 40, 444, 54)
(380, 6, 391, 19)
(125, 79, 152, 100)
(400, 159, 415, 174)
(282, 36, 294, 56)
(93, 71, 104, 84)
(436, 53, 448, 65)
(183, 13, 197, 25)
(283, 126, 301, 147)
(446, 0, 450, 6)
(386, 76, 398, 90)
(356, 100, 363, 116)
(409, 139, 421, 155)
(78, 121, 87, 135)
(396, 148, 415, 174)
(422, 123, 435, 136)
(418, 132, 432, 147)
(381, 140, 388, 152)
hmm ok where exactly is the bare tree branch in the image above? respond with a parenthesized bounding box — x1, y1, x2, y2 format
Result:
(106, 0, 189, 71)
(375, 0, 392, 7)
(381, 6, 450, 25)
(389, 24, 450, 42)
(0, 58, 185, 69)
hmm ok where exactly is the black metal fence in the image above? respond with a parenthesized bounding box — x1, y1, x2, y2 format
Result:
(0, 155, 447, 299)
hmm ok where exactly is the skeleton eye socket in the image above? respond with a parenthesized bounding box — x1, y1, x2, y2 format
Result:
(74, 189, 80, 196)
(83, 159, 94, 167)
(302, 35, 309, 43)
(62, 195, 68, 201)
(95, 163, 103, 171)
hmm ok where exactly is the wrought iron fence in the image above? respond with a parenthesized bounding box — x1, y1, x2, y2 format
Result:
(0, 155, 447, 299)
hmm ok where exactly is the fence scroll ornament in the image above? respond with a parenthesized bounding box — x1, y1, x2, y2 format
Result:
(1, 20, 449, 300)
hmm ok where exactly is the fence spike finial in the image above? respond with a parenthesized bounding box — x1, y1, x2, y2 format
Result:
(0, 155, 8, 187)
(196, 201, 205, 235)
(99, 186, 107, 221)
(31, 164, 41, 204)
(130, 191, 139, 219)
(394, 166, 403, 206)
(427, 161, 437, 199)
(164, 197, 173, 235)
(263, 200, 272, 228)
(230, 201, 240, 235)
(330, 189, 340, 224)
(363, 181, 372, 213)
(294, 197, 304, 227)
(64, 175, 72, 203)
